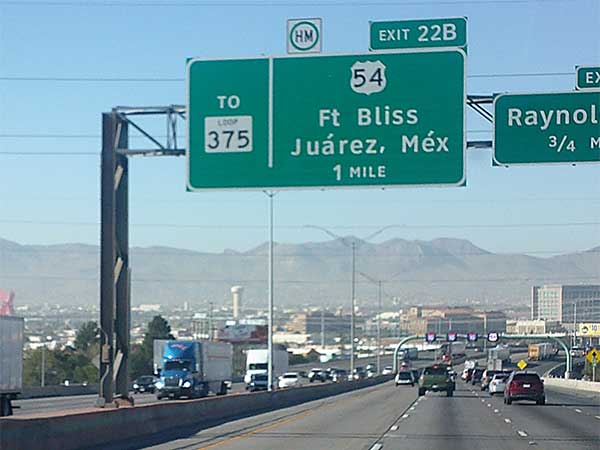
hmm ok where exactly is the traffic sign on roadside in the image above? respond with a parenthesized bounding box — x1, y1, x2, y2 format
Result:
(576, 66, 600, 90)
(370, 17, 467, 51)
(426, 332, 437, 343)
(493, 91, 600, 165)
(517, 359, 528, 370)
(287, 18, 322, 54)
(187, 49, 465, 190)
(586, 348, 599, 365)
(467, 332, 478, 342)
(447, 332, 457, 342)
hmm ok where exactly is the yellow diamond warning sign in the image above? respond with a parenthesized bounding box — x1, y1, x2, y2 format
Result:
(517, 359, 528, 370)
(586, 348, 599, 365)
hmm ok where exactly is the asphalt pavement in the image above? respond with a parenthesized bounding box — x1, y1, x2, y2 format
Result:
(114, 356, 599, 450)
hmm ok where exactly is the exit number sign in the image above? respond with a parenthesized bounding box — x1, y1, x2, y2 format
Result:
(370, 17, 467, 50)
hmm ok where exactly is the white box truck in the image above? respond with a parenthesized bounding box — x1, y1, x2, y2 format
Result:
(244, 348, 289, 386)
(0, 316, 24, 416)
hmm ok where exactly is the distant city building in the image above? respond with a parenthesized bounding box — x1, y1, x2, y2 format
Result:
(273, 332, 311, 345)
(506, 319, 560, 334)
(134, 304, 162, 312)
(287, 311, 356, 337)
(531, 284, 600, 328)
(400, 306, 507, 336)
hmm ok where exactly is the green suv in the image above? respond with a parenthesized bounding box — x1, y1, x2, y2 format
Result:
(418, 364, 454, 397)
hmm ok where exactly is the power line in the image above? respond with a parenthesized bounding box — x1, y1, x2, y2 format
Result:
(0, 219, 598, 229)
(0, 0, 578, 7)
(0, 274, 596, 283)
(0, 72, 573, 83)
(1, 246, 597, 257)
(0, 130, 495, 139)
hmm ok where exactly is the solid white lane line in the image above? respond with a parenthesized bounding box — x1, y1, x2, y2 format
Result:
(517, 430, 528, 437)
(390, 425, 399, 431)
(370, 443, 383, 450)
(574, 409, 582, 413)
(504, 418, 512, 424)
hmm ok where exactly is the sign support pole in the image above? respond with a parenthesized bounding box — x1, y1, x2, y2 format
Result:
(266, 191, 276, 391)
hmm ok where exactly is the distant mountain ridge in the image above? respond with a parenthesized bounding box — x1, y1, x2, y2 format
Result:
(0, 237, 598, 308)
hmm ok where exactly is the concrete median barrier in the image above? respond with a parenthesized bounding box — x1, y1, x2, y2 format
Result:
(542, 377, 600, 393)
(20, 385, 99, 399)
(0, 375, 393, 450)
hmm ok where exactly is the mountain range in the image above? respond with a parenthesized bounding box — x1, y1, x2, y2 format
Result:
(0, 237, 598, 309)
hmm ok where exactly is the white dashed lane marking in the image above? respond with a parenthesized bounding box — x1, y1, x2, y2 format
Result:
(504, 418, 512, 424)
(595, 415, 600, 420)
(390, 425, 398, 431)
(517, 430, 528, 437)
(402, 414, 410, 419)
(370, 443, 383, 450)
(574, 409, 582, 413)
(494, 409, 499, 413)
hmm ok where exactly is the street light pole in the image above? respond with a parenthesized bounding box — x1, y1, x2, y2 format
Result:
(377, 280, 382, 374)
(351, 242, 356, 376)
(303, 224, 395, 379)
(267, 191, 275, 392)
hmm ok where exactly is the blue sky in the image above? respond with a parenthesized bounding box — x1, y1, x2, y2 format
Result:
(0, 0, 598, 255)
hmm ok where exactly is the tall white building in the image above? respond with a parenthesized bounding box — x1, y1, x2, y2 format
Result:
(531, 284, 600, 328)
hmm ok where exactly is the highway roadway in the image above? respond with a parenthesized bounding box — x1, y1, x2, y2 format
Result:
(13, 355, 395, 416)
(106, 356, 598, 450)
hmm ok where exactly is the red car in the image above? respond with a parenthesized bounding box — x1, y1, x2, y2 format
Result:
(504, 371, 545, 405)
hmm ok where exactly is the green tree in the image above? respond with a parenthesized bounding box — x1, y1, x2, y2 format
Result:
(74, 321, 99, 354)
(129, 315, 173, 379)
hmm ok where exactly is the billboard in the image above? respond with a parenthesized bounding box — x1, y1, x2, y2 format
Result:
(579, 323, 600, 337)
(216, 324, 267, 343)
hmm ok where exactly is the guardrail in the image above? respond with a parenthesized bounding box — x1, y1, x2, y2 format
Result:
(0, 375, 393, 450)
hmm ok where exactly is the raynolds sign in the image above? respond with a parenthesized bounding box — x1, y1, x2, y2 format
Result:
(493, 91, 600, 165)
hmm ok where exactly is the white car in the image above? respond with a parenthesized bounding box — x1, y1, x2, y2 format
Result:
(395, 371, 415, 386)
(278, 372, 301, 389)
(382, 366, 394, 375)
(488, 373, 509, 395)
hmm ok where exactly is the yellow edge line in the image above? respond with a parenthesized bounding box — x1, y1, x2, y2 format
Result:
(196, 406, 326, 450)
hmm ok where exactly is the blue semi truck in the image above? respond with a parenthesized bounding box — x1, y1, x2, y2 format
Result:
(154, 340, 233, 400)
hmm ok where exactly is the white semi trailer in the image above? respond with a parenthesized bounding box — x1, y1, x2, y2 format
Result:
(0, 316, 24, 416)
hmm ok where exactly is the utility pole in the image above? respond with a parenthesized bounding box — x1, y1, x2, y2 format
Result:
(208, 301, 213, 341)
(573, 302, 577, 348)
(377, 280, 382, 374)
(351, 242, 356, 376)
(41, 345, 46, 387)
(321, 308, 325, 349)
(267, 191, 275, 392)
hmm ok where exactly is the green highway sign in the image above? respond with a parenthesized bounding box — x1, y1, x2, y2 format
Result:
(369, 18, 466, 51)
(187, 49, 465, 190)
(493, 91, 600, 166)
(576, 66, 600, 90)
